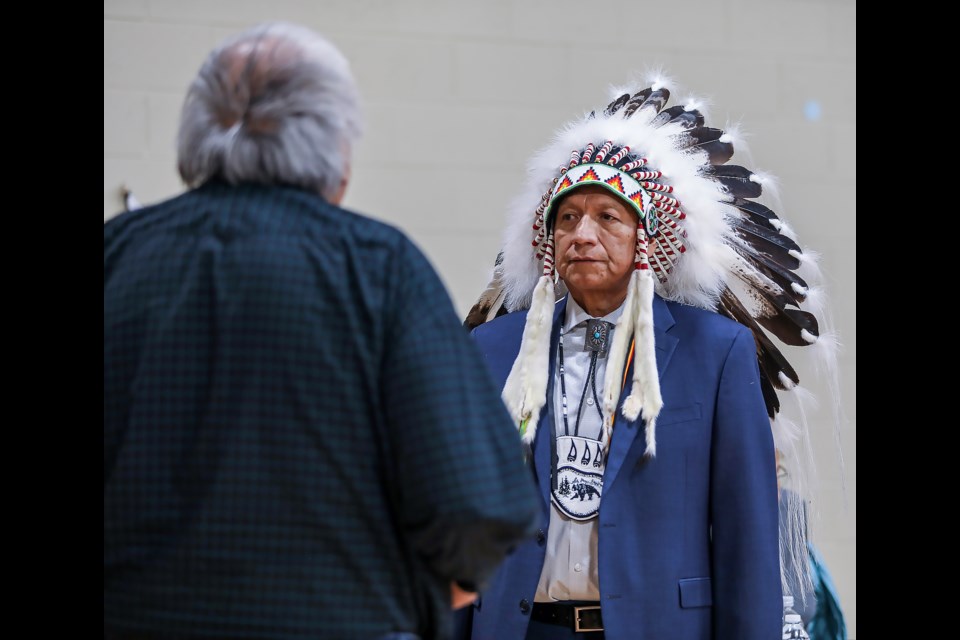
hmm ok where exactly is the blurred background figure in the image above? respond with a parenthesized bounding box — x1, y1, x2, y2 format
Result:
(780, 482, 848, 639)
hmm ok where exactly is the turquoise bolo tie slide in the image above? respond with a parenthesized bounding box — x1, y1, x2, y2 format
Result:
(585, 319, 612, 355)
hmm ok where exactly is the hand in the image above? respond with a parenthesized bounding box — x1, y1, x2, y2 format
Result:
(450, 581, 478, 610)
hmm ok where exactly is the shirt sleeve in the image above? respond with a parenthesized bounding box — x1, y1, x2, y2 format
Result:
(379, 236, 540, 591)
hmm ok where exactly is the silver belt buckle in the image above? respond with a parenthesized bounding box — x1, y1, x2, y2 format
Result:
(574, 605, 603, 632)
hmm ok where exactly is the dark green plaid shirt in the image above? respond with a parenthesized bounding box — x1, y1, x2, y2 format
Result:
(104, 181, 539, 640)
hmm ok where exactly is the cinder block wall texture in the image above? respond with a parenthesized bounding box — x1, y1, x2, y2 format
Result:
(104, 1, 856, 635)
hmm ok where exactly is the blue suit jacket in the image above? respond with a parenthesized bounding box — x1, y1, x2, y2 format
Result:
(464, 294, 782, 640)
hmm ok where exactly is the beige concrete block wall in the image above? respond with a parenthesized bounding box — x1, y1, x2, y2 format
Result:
(104, 1, 856, 636)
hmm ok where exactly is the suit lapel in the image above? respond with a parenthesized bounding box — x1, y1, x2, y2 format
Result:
(533, 297, 567, 510)
(602, 294, 678, 493)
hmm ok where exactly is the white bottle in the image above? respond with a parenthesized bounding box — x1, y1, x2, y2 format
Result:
(782, 595, 810, 640)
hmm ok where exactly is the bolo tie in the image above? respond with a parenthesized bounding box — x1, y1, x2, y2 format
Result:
(558, 318, 612, 437)
(551, 318, 613, 492)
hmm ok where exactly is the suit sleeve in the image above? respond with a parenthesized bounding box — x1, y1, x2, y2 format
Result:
(380, 237, 540, 591)
(710, 328, 783, 640)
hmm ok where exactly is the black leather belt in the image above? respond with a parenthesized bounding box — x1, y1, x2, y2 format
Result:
(531, 602, 603, 632)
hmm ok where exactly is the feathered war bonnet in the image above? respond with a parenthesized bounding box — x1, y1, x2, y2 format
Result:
(468, 74, 831, 466)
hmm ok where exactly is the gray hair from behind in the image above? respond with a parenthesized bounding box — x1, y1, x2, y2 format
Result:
(177, 22, 363, 200)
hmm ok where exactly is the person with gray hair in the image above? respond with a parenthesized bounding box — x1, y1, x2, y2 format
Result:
(104, 22, 539, 640)
(174, 21, 361, 201)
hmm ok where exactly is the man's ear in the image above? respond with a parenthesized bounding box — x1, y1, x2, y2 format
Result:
(327, 148, 351, 205)
(328, 175, 349, 205)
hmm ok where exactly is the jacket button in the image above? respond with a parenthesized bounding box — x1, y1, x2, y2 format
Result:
(536, 529, 546, 545)
(519, 598, 531, 614)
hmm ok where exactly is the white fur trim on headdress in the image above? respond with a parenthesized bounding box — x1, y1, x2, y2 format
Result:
(622, 267, 662, 456)
(500, 95, 731, 315)
(501, 273, 555, 450)
(600, 271, 638, 448)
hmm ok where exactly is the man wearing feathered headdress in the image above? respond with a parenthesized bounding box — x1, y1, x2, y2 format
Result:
(458, 75, 831, 639)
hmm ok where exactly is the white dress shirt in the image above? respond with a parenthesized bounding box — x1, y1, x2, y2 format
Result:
(534, 295, 625, 603)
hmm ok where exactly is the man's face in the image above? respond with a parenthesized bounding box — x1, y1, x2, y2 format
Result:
(553, 184, 639, 309)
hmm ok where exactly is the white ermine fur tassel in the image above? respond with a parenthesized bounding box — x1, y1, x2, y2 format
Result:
(600, 271, 639, 450)
(621, 268, 662, 456)
(501, 274, 555, 449)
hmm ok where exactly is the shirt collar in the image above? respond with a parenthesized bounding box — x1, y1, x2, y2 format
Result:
(563, 294, 626, 333)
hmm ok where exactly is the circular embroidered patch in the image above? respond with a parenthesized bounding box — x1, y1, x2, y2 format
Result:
(551, 435, 605, 521)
